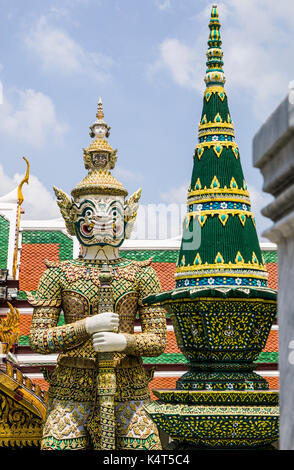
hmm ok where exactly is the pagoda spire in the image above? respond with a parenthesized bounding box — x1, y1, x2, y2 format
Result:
(89, 96, 110, 140)
(143, 5, 278, 450)
(175, 4, 268, 290)
(205, 4, 225, 87)
(96, 96, 104, 120)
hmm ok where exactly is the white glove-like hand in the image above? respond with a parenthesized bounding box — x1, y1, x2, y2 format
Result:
(85, 312, 119, 335)
(92, 332, 127, 353)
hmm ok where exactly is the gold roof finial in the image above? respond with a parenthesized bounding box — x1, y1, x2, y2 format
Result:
(96, 96, 104, 120)
(17, 157, 30, 205)
(89, 96, 110, 140)
(13, 157, 30, 279)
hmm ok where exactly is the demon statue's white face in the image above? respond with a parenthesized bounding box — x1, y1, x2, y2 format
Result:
(73, 194, 125, 247)
(53, 185, 141, 248)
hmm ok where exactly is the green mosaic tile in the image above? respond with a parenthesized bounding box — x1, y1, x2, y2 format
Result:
(58, 312, 65, 326)
(143, 351, 278, 365)
(255, 351, 278, 363)
(262, 251, 277, 264)
(22, 230, 73, 261)
(18, 335, 30, 346)
(0, 215, 9, 270)
(143, 353, 188, 364)
(121, 250, 179, 263)
(17, 290, 30, 300)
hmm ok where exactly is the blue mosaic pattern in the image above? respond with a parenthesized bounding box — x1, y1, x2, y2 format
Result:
(199, 134, 234, 142)
(176, 276, 267, 288)
(188, 201, 251, 212)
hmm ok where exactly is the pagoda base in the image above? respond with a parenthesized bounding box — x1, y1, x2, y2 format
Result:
(177, 362, 269, 391)
(145, 390, 279, 449)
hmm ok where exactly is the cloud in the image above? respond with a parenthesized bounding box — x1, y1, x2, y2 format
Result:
(0, 88, 68, 147)
(148, 38, 203, 91)
(149, 0, 294, 119)
(113, 167, 143, 183)
(155, 0, 171, 11)
(24, 16, 113, 81)
(0, 164, 60, 220)
(160, 183, 188, 205)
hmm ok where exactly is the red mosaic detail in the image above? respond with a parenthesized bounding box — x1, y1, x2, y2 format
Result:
(19, 314, 33, 335)
(263, 329, 278, 353)
(19, 243, 59, 292)
(149, 376, 178, 400)
(265, 376, 279, 390)
(265, 263, 278, 290)
(151, 262, 176, 292)
(164, 331, 181, 354)
(30, 377, 49, 392)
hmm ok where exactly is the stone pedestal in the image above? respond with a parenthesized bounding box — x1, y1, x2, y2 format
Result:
(253, 90, 294, 450)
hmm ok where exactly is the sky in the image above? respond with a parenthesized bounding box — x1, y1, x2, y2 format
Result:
(0, 0, 293, 240)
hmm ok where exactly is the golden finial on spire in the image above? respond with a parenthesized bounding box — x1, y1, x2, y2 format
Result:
(89, 96, 110, 139)
(96, 96, 104, 120)
(83, 98, 117, 174)
(205, 4, 226, 87)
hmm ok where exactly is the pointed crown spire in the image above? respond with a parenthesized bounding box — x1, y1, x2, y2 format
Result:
(205, 4, 225, 87)
(96, 96, 104, 120)
(82, 97, 117, 173)
(70, 98, 127, 199)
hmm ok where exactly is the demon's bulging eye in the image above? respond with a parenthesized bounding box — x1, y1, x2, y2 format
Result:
(85, 209, 93, 217)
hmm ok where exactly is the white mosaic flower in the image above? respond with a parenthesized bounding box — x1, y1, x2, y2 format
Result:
(208, 278, 214, 285)
(245, 382, 254, 390)
(196, 204, 203, 211)
(212, 135, 218, 141)
(256, 280, 261, 287)
(220, 202, 227, 209)
(184, 279, 190, 287)
(235, 278, 242, 285)
(242, 204, 247, 211)
(227, 383, 234, 389)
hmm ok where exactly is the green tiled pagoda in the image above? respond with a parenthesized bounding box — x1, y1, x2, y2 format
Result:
(143, 5, 279, 449)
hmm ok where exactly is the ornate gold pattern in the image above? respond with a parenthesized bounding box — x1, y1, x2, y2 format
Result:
(0, 302, 20, 353)
(41, 398, 161, 450)
(0, 393, 43, 447)
(28, 258, 166, 449)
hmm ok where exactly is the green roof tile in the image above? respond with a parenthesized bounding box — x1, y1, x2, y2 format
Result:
(0, 215, 9, 270)
(121, 250, 179, 263)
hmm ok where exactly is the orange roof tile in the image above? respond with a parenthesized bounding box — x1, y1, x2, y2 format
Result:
(152, 262, 176, 291)
(164, 331, 181, 354)
(263, 329, 278, 352)
(19, 243, 59, 291)
(265, 262, 278, 290)
(19, 314, 32, 336)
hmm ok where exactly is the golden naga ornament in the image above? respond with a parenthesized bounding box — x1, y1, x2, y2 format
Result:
(0, 302, 20, 353)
